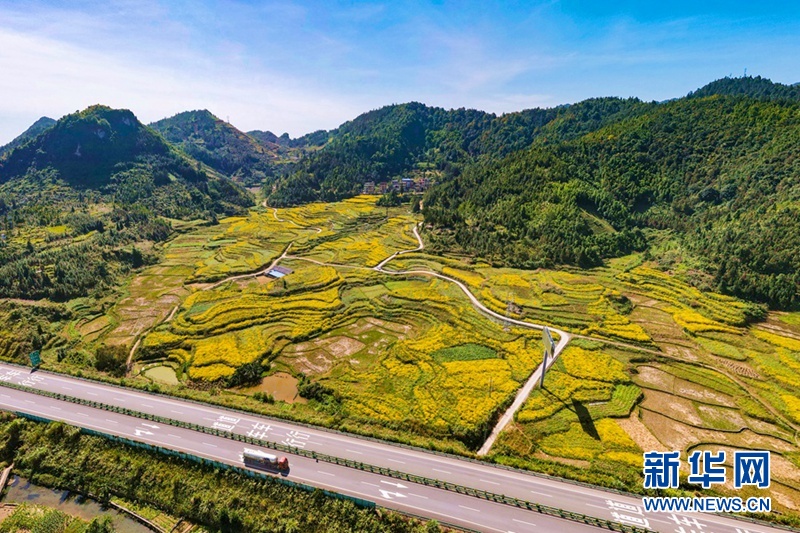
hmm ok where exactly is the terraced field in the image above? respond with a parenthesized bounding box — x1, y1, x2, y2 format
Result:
(388, 242, 800, 512)
(12, 195, 800, 515)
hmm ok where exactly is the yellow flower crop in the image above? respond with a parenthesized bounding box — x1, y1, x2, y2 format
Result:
(188, 363, 235, 381)
(752, 329, 800, 351)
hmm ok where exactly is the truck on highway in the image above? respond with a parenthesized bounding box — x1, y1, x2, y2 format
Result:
(243, 448, 289, 472)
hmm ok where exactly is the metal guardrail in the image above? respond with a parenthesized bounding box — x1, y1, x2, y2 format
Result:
(1, 379, 653, 533)
(0, 361, 644, 499)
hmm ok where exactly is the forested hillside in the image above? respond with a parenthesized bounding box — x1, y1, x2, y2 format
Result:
(687, 75, 800, 101)
(267, 98, 652, 206)
(0, 116, 55, 157)
(151, 110, 285, 185)
(424, 85, 800, 309)
(267, 102, 497, 204)
(0, 105, 253, 301)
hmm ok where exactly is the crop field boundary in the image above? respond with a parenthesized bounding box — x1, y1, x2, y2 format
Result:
(571, 335, 800, 437)
(1, 378, 654, 533)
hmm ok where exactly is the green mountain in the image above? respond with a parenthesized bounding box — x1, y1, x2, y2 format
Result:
(0, 116, 56, 157)
(150, 110, 283, 185)
(267, 98, 649, 206)
(424, 84, 800, 309)
(688, 75, 800, 101)
(0, 105, 253, 301)
(248, 128, 329, 149)
(0, 105, 252, 218)
(268, 102, 497, 205)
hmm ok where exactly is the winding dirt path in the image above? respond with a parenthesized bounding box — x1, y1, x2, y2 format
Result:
(369, 226, 571, 455)
(206, 243, 293, 290)
(126, 243, 293, 368)
(272, 207, 322, 233)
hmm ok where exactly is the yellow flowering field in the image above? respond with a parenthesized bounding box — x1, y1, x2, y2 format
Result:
(752, 328, 800, 351)
(560, 346, 628, 383)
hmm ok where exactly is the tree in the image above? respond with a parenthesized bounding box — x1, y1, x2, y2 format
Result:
(94, 345, 128, 377)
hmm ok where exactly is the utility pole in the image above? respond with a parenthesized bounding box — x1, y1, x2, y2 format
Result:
(540, 326, 554, 388)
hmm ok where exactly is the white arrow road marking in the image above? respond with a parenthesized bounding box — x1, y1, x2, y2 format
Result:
(380, 480, 408, 489)
(134, 429, 153, 436)
(379, 490, 407, 500)
(142, 423, 160, 429)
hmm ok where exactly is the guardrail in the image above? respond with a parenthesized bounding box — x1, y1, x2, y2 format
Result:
(0, 360, 644, 498)
(1, 379, 653, 533)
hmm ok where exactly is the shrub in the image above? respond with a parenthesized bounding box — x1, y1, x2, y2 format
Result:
(94, 345, 128, 377)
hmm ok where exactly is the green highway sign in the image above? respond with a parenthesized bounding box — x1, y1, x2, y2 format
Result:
(29, 350, 41, 367)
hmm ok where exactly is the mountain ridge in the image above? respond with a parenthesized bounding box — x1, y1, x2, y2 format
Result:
(0, 116, 56, 158)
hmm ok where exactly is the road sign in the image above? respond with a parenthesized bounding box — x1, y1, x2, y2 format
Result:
(542, 327, 555, 358)
(28, 350, 41, 367)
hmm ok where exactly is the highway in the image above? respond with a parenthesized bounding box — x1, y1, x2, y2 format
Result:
(0, 376, 594, 533)
(0, 362, 784, 533)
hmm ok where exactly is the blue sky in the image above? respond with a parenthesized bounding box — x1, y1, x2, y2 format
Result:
(1, 0, 799, 144)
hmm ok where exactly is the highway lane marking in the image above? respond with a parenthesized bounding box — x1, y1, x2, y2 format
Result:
(202, 443, 218, 448)
(459, 505, 480, 512)
(0, 382, 558, 533)
(584, 501, 678, 525)
(512, 518, 536, 527)
(361, 482, 379, 487)
(480, 479, 500, 485)
(168, 434, 182, 439)
(114, 398, 125, 402)
(61, 386, 72, 390)
(317, 471, 335, 477)
(529, 490, 553, 497)
(432, 468, 451, 474)
(86, 392, 98, 396)
(142, 403, 154, 408)
(4, 363, 693, 523)
(51, 407, 61, 411)
(76, 412, 89, 417)
(170, 410, 182, 414)
(387, 458, 405, 464)
(585, 504, 611, 511)
(24, 400, 35, 404)
(283, 473, 508, 533)
(408, 493, 428, 499)
(345, 449, 363, 454)
(104, 419, 118, 424)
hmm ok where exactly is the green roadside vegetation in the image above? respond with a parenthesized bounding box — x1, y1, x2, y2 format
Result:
(0, 416, 443, 533)
(0, 504, 113, 533)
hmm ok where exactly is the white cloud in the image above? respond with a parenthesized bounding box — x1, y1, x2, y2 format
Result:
(0, 22, 364, 144)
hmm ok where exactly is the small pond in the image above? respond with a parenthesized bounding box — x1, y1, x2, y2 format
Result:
(241, 372, 306, 403)
(2, 475, 151, 533)
(143, 365, 179, 385)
